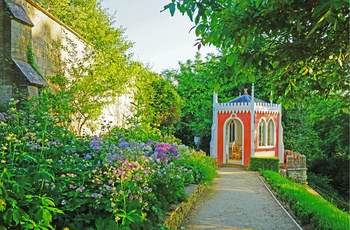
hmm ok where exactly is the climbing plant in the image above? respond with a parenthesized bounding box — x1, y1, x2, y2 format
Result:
(26, 44, 42, 77)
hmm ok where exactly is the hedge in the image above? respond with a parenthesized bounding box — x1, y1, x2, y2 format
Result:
(250, 156, 280, 172)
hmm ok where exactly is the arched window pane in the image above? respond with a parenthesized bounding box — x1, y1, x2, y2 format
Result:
(267, 119, 275, 146)
(258, 119, 266, 146)
(229, 120, 235, 142)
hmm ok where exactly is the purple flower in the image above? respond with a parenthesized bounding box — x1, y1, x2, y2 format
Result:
(52, 140, 61, 147)
(90, 135, 101, 151)
(91, 193, 98, 197)
(69, 185, 76, 189)
(118, 138, 129, 148)
(84, 154, 92, 160)
(153, 142, 179, 161)
(76, 186, 85, 192)
(0, 113, 7, 122)
(156, 152, 170, 163)
(129, 141, 136, 149)
(105, 153, 124, 165)
(154, 142, 171, 155)
(169, 145, 179, 158)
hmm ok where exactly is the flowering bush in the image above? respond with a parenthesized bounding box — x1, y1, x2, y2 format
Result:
(0, 97, 217, 229)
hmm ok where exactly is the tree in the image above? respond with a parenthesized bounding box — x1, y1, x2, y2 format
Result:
(34, 0, 137, 133)
(168, 52, 270, 152)
(164, 0, 349, 107)
(114, 61, 182, 138)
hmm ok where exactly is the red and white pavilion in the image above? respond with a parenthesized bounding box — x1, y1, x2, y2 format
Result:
(210, 84, 284, 166)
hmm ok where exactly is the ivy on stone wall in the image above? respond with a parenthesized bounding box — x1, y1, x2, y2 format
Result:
(26, 44, 42, 77)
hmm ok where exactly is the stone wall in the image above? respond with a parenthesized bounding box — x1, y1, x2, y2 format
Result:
(0, 0, 14, 102)
(0, 0, 133, 134)
(164, 184, 206, 229)
(281, 150, 307, 183)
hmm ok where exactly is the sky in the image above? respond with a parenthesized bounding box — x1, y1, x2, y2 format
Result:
(100, 0, 217, 73)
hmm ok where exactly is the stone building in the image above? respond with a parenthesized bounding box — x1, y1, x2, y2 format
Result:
(1, 0, 43, 101)
(0, 0, 132, 134)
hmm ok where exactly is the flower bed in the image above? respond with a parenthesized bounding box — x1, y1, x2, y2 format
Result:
(0, 100, 217, 229)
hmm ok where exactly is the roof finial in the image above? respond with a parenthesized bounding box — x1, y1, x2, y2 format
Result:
(243, 88, 248, 95)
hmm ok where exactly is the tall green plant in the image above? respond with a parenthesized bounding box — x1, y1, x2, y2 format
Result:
(130, 62, 182, 136)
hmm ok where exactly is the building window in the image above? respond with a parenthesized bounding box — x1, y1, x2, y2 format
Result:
(258, 118, 275, 147)
(258, 119, 266, 146)
(267, 119, 275, 146)
(229, 120, 235, 143)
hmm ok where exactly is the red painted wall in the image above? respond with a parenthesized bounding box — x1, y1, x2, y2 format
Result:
(216, 111, 281, 166)
(217, 112, 251, 166)
(254, 113, 280, 158)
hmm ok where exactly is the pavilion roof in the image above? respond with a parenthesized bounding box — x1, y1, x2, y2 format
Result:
(226, 88, 267, 104)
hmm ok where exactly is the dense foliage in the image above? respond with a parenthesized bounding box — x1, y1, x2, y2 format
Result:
(262, 170, 349, 230)
(0, 95, 217, 229)
(131, 66, 183, 134)
(164, 0, 349, 107)
(283, 99, 349, 202)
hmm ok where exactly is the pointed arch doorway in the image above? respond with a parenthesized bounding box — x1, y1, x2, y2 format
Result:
(224, 118, 244, 164)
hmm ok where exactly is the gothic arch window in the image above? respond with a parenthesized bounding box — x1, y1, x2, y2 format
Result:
(258, 118, 266, 147)
(267, 119, 275, 146)
(228, 120, 235, 143)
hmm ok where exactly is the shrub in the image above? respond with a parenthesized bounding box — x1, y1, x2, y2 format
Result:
(250, 156, 280, 172)
(106, 125, 181, 145)
(174, 148, 218, 184)
(262, 170, 350, 230)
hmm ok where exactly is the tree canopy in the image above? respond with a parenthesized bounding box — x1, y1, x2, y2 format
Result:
(164, 0, 349, 107)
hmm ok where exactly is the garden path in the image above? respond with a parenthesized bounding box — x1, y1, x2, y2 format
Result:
(181, 166, 302, 230)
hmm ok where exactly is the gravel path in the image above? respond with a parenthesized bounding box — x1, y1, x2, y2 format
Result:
(181, 166, 301, 230)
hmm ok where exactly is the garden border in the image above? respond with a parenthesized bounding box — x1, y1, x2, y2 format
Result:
(164, 184, 206, 229)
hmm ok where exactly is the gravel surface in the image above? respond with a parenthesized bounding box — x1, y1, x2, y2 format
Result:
(181, 166, 301, 230)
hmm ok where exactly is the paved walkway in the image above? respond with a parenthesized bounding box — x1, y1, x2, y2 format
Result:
(181, 166, 301, 230)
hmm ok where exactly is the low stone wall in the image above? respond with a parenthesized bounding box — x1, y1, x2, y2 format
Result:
(164, 184, 206, 230)
(287, 168, 307, 184)
(282, 150, 307, 183)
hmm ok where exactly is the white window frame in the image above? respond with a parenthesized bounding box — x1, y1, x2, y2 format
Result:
(267, 118, 275, 147)
(258, 117, 276, 147)
(258, 118, 266, 147)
